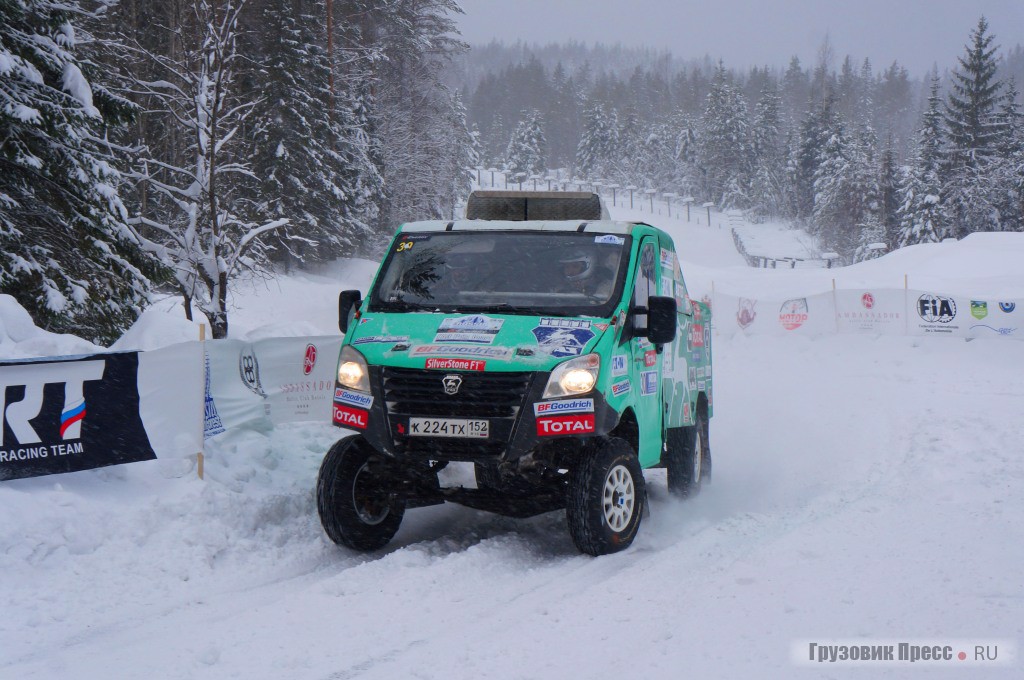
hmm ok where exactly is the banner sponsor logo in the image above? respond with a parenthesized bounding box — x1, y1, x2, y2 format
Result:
(611, 380, 631, 397)
(536, 414, 595, 437)
(970, 325, 1017, 336)
(303, 344, 318, 375)
(424, 357, 487, 371)
(333, 404, 368, 429)
(971, 301, 988, 320)
(737, 298, 757, 329)
(238, 345, 266, 397)
(862, 293, 875, 309)
(434, 315, 503, 344)
(413, 344, 511, 359)
(334, 388, 373, 409)
(999, 302, 1016, 313)
(0, 354, 156, 480)
(532, 317, 595, 357)
(917, 295, 956, 323)
(779, 298, 809, 330)
(534, 398, 594, 416)
(204, 351, 226, 438)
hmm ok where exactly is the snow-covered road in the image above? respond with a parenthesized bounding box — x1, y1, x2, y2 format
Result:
(1, 213, 1022, 679)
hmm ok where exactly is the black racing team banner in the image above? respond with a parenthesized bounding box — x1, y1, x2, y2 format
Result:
(0, 352, 156, 481)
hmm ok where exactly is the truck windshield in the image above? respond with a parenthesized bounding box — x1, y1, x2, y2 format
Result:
(370, 231, 631, 317)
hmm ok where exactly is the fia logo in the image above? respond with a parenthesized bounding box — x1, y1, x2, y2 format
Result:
(0, 361, 105, 445)
(442, 374, 463, 395)
(917, 295, 956, 323)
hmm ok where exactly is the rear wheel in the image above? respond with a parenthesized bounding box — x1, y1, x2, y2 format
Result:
(566, 437, 645, 555)
(666, 407, 709, 497)
(317, 436, 405, 551)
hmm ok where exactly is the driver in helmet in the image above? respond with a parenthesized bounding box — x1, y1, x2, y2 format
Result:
(559, 249, 613, 298)
(444, 251, 475, 288)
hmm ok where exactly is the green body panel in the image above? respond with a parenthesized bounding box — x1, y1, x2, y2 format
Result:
(339, 221, 713, 470)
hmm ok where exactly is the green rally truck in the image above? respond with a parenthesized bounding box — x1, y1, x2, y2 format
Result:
(317, 209, 712, 555)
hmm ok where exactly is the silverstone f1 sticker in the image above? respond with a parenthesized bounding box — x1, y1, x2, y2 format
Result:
(425, 358, 486, 371)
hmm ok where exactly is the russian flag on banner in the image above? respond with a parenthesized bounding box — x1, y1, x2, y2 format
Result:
(60, 400, 86, 439)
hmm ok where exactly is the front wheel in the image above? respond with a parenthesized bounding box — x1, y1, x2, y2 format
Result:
(317, 436, 405, 551)
(566, 437, 645, 555)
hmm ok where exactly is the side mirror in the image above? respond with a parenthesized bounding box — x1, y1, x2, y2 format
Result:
(646, 295, 678, 345)
(338, 290, 362, 333)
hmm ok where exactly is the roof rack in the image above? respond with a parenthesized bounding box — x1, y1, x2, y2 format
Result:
(466, 191, 609, 221)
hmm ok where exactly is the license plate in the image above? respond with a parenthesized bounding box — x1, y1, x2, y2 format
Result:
(407, 418, 489, 438)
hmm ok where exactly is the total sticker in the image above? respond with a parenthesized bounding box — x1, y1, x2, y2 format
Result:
(333, 404, 368, 429)
(536, 414, 595, 437)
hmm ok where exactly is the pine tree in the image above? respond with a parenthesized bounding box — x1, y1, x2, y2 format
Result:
(505, 109, 547, 181)
(750, 78, 786, 218)
(897, 77, 947, 246)
(945, 17, 1004, 169)
(250, 0, 377, 269)
(575, 102, 618, 179)
(0, 0, 150, 343)
(698, 62, 753, 209)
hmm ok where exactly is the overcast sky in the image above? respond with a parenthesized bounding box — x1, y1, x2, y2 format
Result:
(454, 0, 1024, 76)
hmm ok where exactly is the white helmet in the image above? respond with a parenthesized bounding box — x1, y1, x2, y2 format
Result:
(559, 251, 593, 281)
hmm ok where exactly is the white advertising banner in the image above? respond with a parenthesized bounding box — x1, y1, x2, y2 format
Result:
(714, 292, 836, 337)
(962, 299, 1023, 339)
(253, 336, 344, 426)
(203, 336, 344, 438)
(907, 292, 1024, 340)
(137, 342, 204, 459)
(835, 289, 906, 335)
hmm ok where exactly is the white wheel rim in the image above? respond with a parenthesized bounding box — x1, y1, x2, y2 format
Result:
(602, 464, 635, 532)
(352, 462, 390, 525)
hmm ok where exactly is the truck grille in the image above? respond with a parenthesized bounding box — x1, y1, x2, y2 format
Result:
(381, 367, 533, 460)
(382, 368, 531, 419)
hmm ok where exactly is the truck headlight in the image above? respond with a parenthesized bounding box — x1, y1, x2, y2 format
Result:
(543, 353, 600, 399)
(337, 345, 370, 392)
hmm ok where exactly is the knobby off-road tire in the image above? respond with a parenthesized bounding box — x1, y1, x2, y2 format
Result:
(666, 407, 710, 497)
(317, 436, 405, 551)
(566, 437, 645, 556)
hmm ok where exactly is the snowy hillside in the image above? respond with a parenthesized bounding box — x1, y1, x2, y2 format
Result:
(1, 213, 1022, 679)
